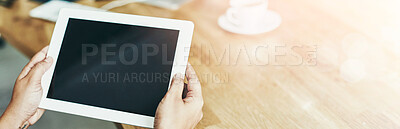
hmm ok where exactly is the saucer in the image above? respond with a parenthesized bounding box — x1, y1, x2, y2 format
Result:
(218, 10, 282, 35)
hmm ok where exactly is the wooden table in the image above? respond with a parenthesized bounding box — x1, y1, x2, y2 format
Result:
(2, 0, 400, 128)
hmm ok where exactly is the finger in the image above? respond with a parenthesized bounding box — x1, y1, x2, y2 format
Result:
(25, 57, 53, 82)
(184, 64, 202, 100)
(167, 73, 184, 99)
(28, 108, 45, 125)
(18, 46, 49, 80)
(20, 121, 30, 129)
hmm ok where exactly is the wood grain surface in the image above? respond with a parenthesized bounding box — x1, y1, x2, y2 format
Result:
(1, 0, 400, 128)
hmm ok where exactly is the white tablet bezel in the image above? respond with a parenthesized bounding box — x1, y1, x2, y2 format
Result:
(39, 8, 193, 128)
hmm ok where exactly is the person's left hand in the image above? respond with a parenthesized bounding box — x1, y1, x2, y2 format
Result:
(0, 46, 53, 129)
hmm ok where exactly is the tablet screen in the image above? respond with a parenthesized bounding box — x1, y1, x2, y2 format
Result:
(47, 18, 179, 117)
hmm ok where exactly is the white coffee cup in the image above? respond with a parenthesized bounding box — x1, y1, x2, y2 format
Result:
(226, 0, 268, 28)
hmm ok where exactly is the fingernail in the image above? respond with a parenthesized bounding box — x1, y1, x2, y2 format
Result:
(175, 73, 183, 78)
(45, 57, 52, 63)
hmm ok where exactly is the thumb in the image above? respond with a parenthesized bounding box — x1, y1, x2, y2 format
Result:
(26, 57, 53, 82)
(167, 73, 185, 99)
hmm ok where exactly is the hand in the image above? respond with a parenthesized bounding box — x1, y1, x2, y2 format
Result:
(0, 46, 53, 129)
(154, 64, 204, 129)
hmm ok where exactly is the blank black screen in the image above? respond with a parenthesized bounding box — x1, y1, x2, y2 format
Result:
(47, 18, 179, 117)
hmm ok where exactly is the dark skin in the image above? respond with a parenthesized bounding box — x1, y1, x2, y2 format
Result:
(0, 46, 203, 129)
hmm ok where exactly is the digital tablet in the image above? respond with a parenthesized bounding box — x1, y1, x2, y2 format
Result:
(39, 8, 194, 128)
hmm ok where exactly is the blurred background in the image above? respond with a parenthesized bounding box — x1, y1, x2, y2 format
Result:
(1, 0, 400, 129)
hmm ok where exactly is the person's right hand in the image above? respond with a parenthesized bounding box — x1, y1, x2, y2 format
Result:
(0, 46, 52, 129)
(154, 64, 204, 129)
